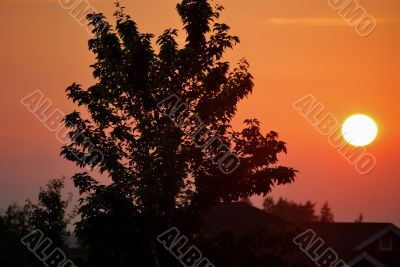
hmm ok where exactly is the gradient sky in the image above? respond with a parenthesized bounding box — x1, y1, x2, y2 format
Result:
(1, 0, 399, 225)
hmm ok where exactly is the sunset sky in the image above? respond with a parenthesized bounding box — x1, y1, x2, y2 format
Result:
(1, 0, 399, 225)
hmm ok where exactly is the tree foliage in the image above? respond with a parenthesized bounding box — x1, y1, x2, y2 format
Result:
(355, 213, 364, 223)
(196, 225, 308, 267)
(263, 197, 320, 223)
(27, 178, 72, 248)
(319, 201, 334, 223)
(0, 204, 35, 266)
(61, 1, 296, 265)
(263, 197, 336, 223)
(0, 179, 73, 267)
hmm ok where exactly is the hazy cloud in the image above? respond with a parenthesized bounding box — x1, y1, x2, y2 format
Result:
(256, 17, 396, 26)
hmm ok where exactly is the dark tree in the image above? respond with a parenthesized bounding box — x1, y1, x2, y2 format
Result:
(196, 225, 308, 267)
(263, 196, 274, 212)
(263, 197, 319, 223)
(2, 203, 31, 234)
(0, 204, 37, 266)
(239, 197, 253, 206)
(355, 213, 364, 223)
(0, 178, 73, 266)
(319, 201, 334, 223)
(62, 1, 296, 265)
(27, 178, 72, 248)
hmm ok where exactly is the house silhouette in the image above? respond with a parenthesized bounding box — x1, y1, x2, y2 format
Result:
(203, 202, 400, 267)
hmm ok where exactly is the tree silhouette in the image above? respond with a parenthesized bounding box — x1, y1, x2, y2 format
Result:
(239, 196, 253, 206)
(263, 196, 275, 212)
(355, 213, 364, 223)
(61, 1, 296, 265)
(0, 179, 73, 266)
(0, 203, 36, 266)
(196, 225, 308, 267)
(263, 198, 336, 223)
(319, 201, 334, 223)
(263, 197, 319, 223)
(27, 178, 72, 249)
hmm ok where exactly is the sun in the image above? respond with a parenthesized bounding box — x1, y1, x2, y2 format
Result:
(342, 114, 378, 147)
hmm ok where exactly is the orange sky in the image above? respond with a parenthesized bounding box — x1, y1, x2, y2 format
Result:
(1, 0, 399, 225)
